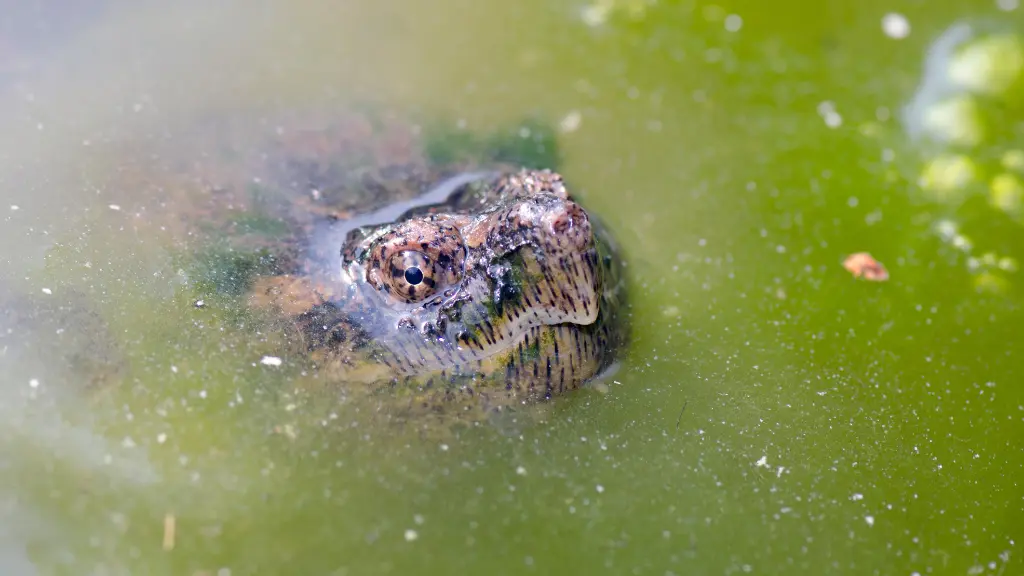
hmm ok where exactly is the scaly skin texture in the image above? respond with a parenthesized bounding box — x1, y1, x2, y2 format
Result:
(127, 110, 627, 420)
(251, 168, 626, 414)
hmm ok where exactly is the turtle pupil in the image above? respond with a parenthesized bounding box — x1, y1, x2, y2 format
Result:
(404, 266, 424, 285)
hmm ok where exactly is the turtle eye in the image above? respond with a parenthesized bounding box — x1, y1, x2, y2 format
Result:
(385, 250, 438, 301)
(363, 219, 467, 304)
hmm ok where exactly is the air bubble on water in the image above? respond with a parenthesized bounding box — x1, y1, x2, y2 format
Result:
(881, 13, 910, 39)
(817, 101, 843, 128)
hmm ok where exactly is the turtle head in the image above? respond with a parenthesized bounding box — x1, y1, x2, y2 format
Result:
(314, 169, 625, 399)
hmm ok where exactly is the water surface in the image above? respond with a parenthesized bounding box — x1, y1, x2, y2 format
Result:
(1, 1, 1022, 575)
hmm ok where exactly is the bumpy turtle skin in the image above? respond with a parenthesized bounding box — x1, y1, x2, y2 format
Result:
(137, 110, 627, 416)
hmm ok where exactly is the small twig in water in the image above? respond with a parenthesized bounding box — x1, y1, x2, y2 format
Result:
(675, 400, 689, 430)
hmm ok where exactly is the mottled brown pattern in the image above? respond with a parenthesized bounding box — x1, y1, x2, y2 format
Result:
(96, 110, 627, 424)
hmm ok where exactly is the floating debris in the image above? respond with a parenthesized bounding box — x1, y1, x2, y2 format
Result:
(918, 154, 978, 201)
(558, 110, 582, 133)
(260, 355, 283, 367)
(990, 173, 1024, 218)
(920, 96, 985, 147)
(843, 252, 890, 282)
(947, 33, 1024, 97)
(162, 513, 176, 551)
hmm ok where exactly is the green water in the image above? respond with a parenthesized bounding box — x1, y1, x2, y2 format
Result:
(1, 1, 1022, 575)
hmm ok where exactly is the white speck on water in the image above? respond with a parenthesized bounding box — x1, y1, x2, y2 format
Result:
(559, 110, 582, 133)
(865, 515, 875, 526)
(881, 13, 910, 39)
(260, 355, 283, 367)
(440, 444, 449, 451)
(775, 244, 787, 254)
(776, 466, 785, 478)
(28, 378, 39, 389)
(121, 437, 136, 448)
(851, 493, 864, 501)
(404, 529, 418, 542)
(157, 433, 167, 444)
(217, 569, 231, 576)
(199, 390, 207, 399)
(998, 0, 1019, 11)
(580, 4, 609, 27)
(36, 123, 43, 130)
(108, 204, 121, 211)
(9, 205, 18, 211)
(596, 484, 605, 493)
(817, 101, 843, 128)
(724, 14, 743, 32)
(171, 366, 178, 374)
(194, 299, 205, 308)
(847, 196, 859, 207)
(41, 288, 52, 295)
(413, 514, 425, 525)
(516, 466, 527, 476)
(755, 455, 768, 468)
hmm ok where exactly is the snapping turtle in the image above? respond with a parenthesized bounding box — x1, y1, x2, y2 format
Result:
(163, 110, 627, 419)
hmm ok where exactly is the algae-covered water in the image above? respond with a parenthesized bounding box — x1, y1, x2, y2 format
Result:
(1, 1, 1023, 575)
